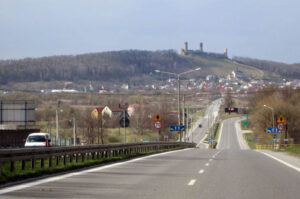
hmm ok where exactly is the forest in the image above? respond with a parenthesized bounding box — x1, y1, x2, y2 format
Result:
(0, 50, 192, 85)
(0, 50, 299, 87)
(233, 56, 300, 79)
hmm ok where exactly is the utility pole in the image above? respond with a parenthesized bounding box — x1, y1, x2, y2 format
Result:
(123, 109, 126, 144)
(56, 109, 59, 145)
(182, 95, 185, 141)
(73, 117, 76, 146)
(177, 76, 181, 141)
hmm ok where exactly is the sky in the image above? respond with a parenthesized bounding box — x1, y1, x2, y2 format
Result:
(0, 0, 300, 63)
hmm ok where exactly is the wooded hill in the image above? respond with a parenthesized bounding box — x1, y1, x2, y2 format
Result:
(233, 56, 300, 80)
(0, 50, 298, 88)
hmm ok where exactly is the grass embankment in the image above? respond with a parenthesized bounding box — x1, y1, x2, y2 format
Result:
(0, 147, 187, 185)
(204, 122, 220, 148)
(243, 133, 256, 149)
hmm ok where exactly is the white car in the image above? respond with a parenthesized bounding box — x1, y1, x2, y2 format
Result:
(25, 132, 51, 147)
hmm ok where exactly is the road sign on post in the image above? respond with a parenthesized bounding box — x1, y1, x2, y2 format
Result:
(170, 125, 185, 132)
(266, 127, 281, 135)
(154, 121, 162, 129)
(277, 114, 286, 124)
(154, 113, 162, 121)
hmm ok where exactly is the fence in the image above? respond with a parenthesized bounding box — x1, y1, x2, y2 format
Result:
(0, 142, 195, 173)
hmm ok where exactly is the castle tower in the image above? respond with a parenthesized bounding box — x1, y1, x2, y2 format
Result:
(200, 42, 203, 52)
(184, 42, 188, 52)
(224, 48, 228, 57)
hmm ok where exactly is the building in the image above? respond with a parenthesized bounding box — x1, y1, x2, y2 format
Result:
(178, 42, 228, 58)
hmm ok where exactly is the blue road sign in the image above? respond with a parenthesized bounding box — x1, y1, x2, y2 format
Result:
(273, 135, 277, 139)
(170, 125, 185, 132)
(267, 127, 281, 134)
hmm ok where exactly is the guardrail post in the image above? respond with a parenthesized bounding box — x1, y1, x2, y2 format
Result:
(0, 162, 2, 173)
(97, 152, 100, 159)
(70, 154, 73, 163)
(56, 156, 59, 166)
(49, 156, 52, 168)
(63, 155, 66, 165)
(41, 158, 44, 168)
(81, 153, 85, 162)
(92, 152, 95, 160)
(10, 161, 14, 172)
(76, 154, 79, 163)
(22, 160, 26, 170)
(32, 159, 35, 169)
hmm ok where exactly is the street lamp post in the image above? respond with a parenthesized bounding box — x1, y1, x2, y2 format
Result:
(155, 67, 201, 141)
(264, 104, 276, 149)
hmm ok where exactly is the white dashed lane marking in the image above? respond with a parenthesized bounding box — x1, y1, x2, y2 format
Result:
(188, 179, 197, 186)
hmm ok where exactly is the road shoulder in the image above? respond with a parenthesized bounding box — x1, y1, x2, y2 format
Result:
(258, 150, 300, 172)
(234, 118, 250, 149)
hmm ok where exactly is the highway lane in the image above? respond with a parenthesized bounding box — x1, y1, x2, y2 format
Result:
(187, 99, 222, 148)
(1, 117, 300, 199)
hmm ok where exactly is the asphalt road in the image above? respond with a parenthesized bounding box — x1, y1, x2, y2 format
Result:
(187, 99, 222, 148)
(1, 117, 300, 199)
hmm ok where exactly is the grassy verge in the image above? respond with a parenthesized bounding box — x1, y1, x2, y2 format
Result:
(204, 122, 220, 148)
(274, 146, 300, 158)
(243, 133, 256, 149)
(0, 146, 188, 185)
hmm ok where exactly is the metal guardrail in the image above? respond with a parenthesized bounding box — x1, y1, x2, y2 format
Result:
(0, 142, 195, 173)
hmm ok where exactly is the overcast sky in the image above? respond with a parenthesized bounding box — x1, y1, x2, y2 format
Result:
(1, 0, 300, 63)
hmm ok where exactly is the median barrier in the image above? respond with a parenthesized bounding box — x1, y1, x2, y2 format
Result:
(0, 142, 195, 174)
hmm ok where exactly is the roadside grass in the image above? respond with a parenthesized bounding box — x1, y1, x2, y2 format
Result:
(0, 147, 188, 185)
(274, 146, 300, 158)
(243, 133, 256, 149)
(220, 112, 240, 120)
(204, 122, 220, 148)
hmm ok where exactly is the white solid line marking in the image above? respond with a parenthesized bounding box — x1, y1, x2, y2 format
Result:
(209, 159, 213, 162)
(198, 169, 204, 174)
(0, 148, 192, 195)
(188, 179, 197, 186)
(259, 151, 300, 173)
(205, 163, 210, 166)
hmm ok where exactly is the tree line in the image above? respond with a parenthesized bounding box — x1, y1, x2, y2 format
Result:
(0, 50, 191, 84)
(233, 56, 300, 79)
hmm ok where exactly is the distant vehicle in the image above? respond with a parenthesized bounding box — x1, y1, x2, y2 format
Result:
(25, 132, 51, 147)
(199, 124, 202, 128)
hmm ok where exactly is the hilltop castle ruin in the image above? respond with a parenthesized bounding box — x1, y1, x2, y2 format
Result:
(178, 42, 228, 59)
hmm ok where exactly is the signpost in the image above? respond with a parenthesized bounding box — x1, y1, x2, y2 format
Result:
(154, 113, 162, 141)
(170, 125, 185, 132)
(276, 114, 287, 144)
(266, 126, 281, 150)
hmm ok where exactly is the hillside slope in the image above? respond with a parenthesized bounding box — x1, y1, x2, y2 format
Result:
(0, 50, 291, 90)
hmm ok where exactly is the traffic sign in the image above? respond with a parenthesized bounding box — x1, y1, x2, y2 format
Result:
(170, 125, 185, 132)
(277, 114, 286, 124)
(154, 113, 162, 121)
(277, 123, 285, 131)
(273, 135, 277, 139)
(266, 127, 281, 134)
(154, 121, 162, 129)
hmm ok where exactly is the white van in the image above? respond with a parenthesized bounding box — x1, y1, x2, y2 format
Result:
(25, 132, 51, 147)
